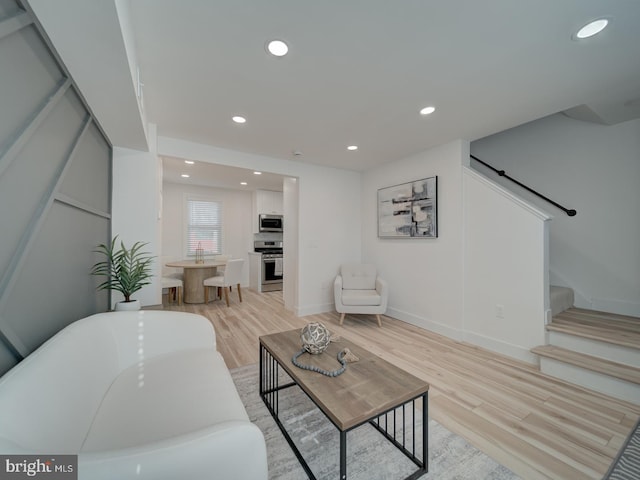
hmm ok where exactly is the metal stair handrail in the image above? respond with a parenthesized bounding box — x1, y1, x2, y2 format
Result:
(470, 154, 577, 217)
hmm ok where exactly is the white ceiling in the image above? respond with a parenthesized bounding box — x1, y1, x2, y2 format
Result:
(162, 156, 286, 192)
(28, 0, 640, 182)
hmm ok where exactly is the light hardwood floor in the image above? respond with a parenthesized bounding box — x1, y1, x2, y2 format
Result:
(155, 290, 640, 479)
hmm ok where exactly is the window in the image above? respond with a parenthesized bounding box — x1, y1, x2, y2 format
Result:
(186, 197, 222, 256)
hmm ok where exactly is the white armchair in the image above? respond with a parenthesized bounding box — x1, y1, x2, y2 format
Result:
(334, 263, 388, 327)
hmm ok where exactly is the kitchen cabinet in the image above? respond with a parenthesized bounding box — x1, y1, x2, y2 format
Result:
(255, 190, 282, 215)
(253, 190, 283, 233)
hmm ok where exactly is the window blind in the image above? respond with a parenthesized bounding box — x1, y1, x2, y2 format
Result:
(187, 198, 222, 255)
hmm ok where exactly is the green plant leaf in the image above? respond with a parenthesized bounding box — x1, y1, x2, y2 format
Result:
(90, 234, 155, 302)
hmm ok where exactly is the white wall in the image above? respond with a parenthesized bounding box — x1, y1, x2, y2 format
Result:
(112, 141, 162, 307)
(117, 131, 552, 363)
(28, 0, 148, 151)
(463, 168, 550, 362)
(283, 177, 299, 312)
(161, 182, 253, 286)
(363, 139, 550, 363)
(362, 140, 466, 339)
(472, 115, 640, 316)
(157, 136, 361, 316)
(296, 167, 362, 315)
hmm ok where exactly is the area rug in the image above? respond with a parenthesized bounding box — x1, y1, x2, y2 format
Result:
(231, 364, 519, 480)
(604, 417, 640, 480)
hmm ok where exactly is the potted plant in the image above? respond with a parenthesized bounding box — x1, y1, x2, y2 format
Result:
(91, 235, 155, 311)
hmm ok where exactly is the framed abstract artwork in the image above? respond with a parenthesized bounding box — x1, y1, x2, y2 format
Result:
(378, 176, 438, 238)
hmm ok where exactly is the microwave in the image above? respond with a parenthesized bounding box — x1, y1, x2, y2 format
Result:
(259, 214, 283, 232)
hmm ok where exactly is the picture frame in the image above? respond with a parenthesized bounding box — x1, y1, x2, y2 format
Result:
(377, 176, 438, 238)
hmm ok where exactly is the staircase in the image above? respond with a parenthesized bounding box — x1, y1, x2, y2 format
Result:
(532, 307, 640, 404)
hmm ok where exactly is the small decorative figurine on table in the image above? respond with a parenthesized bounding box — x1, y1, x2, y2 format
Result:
(292, 322, 358, 377)
(300, 322, 331, 354)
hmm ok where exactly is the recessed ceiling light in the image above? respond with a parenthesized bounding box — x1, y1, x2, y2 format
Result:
(575, 18, 609, 39)
(181, 174, 190, 178)
(232, 116, 246, 124)
(420, 106, 436, 115)
(267, 40, 289, 57)
(253, 171, 262, 175)
(347, 145, 358, 151)
(240, 182, 248, 186)
(184, 160, 194, 165)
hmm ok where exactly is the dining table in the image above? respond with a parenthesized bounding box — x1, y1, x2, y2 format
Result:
(165, 260, 226, 304)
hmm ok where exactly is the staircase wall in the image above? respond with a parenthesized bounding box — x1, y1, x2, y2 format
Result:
(471, 114, 640, 317)
(462, 167, 551, 363)
(0, 3, 111, 376)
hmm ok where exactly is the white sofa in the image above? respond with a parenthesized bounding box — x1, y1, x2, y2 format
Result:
(0, 311, 268, 480)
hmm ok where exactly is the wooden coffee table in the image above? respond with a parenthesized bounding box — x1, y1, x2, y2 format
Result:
(259, 329, 429, 480)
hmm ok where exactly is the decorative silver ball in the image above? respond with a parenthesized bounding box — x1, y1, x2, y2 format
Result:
(300, 322, 331, 355)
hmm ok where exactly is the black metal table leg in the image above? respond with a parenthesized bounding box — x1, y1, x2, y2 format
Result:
(340, 430, 347, 479)
(422, 393, 428, 475)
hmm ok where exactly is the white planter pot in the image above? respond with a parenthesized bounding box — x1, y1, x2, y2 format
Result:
(115, 299, 141, 311)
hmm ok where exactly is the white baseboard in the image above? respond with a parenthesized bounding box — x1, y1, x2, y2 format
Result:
(295, 302, 334, 317)
(386, 307, 464, 342)
(388, 307, 537, 364)
(463, 331, 538, 365)
(294, 304, 538, 365)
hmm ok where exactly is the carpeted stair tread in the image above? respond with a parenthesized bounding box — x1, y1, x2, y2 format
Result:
(531, 345, 640, 385)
